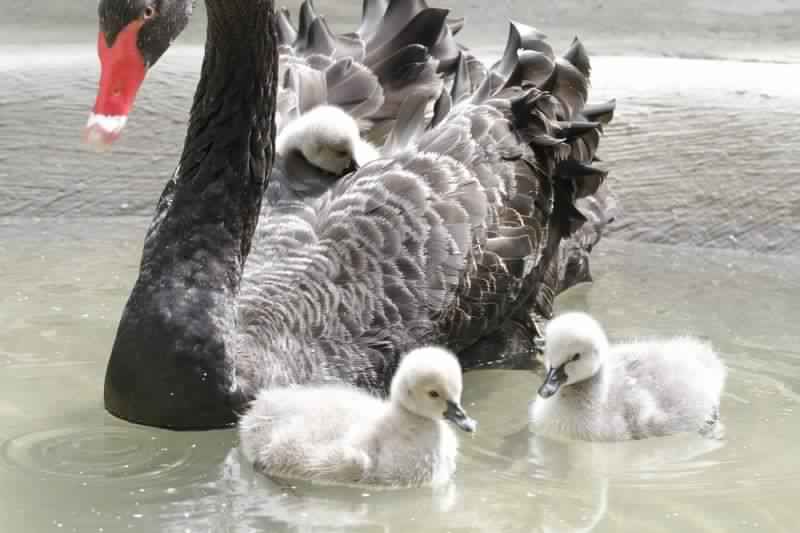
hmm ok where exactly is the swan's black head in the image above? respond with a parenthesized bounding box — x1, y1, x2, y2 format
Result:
(85, 0, 193, 146)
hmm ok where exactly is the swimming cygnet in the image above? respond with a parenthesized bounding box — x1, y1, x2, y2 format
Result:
(275, 104, 380, 176)
(238, 346, 477, 487)
(529, 312, 726, 441)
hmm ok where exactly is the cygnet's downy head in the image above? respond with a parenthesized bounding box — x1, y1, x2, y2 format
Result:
(539, 312, 609, 398)
(276, 105, 373, 176)
(390, 346, 477, 433)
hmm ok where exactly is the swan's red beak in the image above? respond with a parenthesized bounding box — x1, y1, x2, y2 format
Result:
(84, 21, 146, 149)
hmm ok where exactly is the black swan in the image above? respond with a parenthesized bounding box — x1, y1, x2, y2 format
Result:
(85, 0, 617, 429)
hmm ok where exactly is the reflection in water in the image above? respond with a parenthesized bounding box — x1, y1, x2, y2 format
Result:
(0, 222, 799, 532)
(208, 446, 602, 533)
(214, 448, 459, 532)
(519, 431, 724, 532)
(2, 0, 799, 523)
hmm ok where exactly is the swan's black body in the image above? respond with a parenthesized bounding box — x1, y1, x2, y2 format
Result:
(97, 0, 617, 429)
(104, 0, 278, 428)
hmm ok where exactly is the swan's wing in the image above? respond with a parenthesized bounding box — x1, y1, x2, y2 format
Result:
(448, 51, 488, 105)
(377, 33, 617, 341)
(472, 33, 618, 326)
(381, 90, 437, 156)
(265, 154, 343, 206)
(278, 54, 385, 129)
(238, 25, 615, 388)
(528, 181, 618, 326)
(242, 62, 610, 378)
(275, 0, 465, 142)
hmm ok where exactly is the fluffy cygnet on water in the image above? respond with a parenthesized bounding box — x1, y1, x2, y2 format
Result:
(529, 312, 726, 441)
(275, 104, 380, 176)
(238, 346, 477, 487)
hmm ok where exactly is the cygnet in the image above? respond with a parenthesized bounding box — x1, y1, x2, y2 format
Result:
(238, 345, 477, 487)
(275, 104, 380, 176)
(529, 312, 726, 441)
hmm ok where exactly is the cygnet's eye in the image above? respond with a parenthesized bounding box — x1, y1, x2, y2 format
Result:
(571, 353, 581, 362)
(143, 6, 156, 19)
(428, 390, 440, 399)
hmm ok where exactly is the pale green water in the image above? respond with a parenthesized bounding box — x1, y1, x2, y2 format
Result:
(2, 0, 799, 530)
(1, 218, 798, 532)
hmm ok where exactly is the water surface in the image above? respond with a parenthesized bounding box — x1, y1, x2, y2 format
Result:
(1, 219, 798, 532)
(1, 0, 799, 531)
(2, 47, 799, 253)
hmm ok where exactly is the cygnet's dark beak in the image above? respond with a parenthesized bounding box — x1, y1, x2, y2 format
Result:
(343, 158, 359, 175)
(538, 365, 568, 399)
(444, 400, 477, 433)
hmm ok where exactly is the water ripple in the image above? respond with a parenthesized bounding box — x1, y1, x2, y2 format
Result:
(1, 425, 195, 482)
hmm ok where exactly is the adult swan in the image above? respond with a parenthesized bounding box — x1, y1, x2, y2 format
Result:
(85, 0, 617, 429)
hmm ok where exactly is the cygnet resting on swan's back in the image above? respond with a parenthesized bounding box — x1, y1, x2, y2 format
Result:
(269, 105, 381, 203)
(530, 312, 727, 442)
(239, 346, 475, 487)
(84, 0, 619, 430)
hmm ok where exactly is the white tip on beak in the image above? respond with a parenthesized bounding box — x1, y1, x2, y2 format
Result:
(83, 113, 128, 150)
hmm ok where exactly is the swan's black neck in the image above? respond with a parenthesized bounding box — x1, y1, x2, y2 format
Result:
(104, 0, 278, 429)
(177, 0, 276, 263)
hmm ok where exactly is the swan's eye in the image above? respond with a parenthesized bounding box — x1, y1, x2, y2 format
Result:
(143, 6, 156, 19)
(571, 353, 581, 362)
(428, 390, 440, 399)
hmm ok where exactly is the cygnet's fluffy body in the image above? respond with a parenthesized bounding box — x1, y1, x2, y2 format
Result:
(529, 312, 726, 442)
(275, 105, 380, 176)
(238, 346, 476, 487)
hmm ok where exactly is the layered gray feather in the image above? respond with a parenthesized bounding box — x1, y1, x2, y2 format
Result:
(275, 0, 468, 141)
(233, 27, 616, 396)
